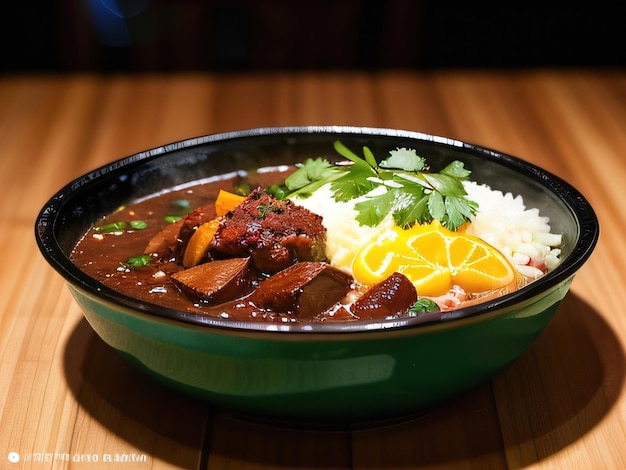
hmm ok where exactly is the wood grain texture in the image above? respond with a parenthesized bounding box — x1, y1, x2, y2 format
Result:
(1, 70, 623, 469)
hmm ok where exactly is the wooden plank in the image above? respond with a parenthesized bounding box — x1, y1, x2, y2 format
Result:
(352, 386, 508, 470)
(0, 75, 210, 469)
(206, 412, 352, 469)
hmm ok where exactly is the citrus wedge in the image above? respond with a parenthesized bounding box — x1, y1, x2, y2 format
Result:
(352, 220, 517, 297)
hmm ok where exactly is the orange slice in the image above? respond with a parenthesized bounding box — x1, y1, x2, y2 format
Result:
(351, 220, 517, 297)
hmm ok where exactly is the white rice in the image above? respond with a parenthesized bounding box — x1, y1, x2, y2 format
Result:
(293, 181, 562, 280)
(291, 185, 393, 271)
(463, 181, 562, 279)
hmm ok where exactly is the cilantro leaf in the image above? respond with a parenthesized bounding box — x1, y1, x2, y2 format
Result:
(285, 158, 332, 190)
(427, 190, 446, 221)
(441, 160, 472, 179)
(353, 188, 398, 227)
(390, 185, 429, 228)
(362, 146, 378, 169)
(283, 141, 478, 231)
(333, 140, 375, 167)
(380, 147, 426, 171)
(330, 163, 377, 202)
(408, 298, 440, 316)
(284, 157, 343, 197)
(443, 195, 479, 230)
(443, 196, 467, 230)
(420, 173, 464, 195)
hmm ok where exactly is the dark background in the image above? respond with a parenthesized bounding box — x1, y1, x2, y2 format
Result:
(2, 1, 624, 74)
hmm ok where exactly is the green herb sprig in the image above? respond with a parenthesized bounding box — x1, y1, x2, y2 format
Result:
(407, 298, 441, 316)
(284, 141, 478, 231)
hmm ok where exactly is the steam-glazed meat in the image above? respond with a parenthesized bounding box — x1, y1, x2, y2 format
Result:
(144, 203, 216, 260)
(209, 188, 327, 273)
(249, 262, 353, 318)
(171, 257, 251, 304)
(350, 272, 418, 319)
(144, 218, 184, 259)
(177, 203, 217, 249)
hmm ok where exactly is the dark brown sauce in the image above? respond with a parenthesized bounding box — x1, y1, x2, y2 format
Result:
(70, 166, 522, 324)
(70, 167, 358, 323)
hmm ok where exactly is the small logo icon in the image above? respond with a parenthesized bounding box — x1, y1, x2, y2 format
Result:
(8, 452, 20, 463)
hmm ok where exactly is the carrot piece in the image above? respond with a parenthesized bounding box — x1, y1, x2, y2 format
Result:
(182, 219, 221, 268)
(215, 190, 246, 217)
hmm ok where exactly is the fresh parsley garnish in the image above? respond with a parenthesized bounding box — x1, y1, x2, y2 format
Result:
(284, 141, 478, 231)
(407, 298, 441, 316)
(284, 157, 343, 197)
(379, 147, 426, 171)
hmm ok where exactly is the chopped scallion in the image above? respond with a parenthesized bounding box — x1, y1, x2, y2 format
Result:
(93, 221, 128, 233)
(129, 220, 148, 230)
(123, 254, 152, 268)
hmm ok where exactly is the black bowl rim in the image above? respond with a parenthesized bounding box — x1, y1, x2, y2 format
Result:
(35, 126, 600, 334)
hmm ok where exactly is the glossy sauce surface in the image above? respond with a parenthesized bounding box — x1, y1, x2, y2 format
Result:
(70, 167, 367, 323)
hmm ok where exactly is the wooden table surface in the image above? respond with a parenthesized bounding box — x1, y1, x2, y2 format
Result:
(1, 69, 624, 469)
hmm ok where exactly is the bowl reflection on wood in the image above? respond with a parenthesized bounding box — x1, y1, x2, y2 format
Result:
(35, 126, 599, 425)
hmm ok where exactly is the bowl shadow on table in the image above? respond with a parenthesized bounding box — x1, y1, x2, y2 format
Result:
(62, 292, 623, 468)
(348, 292, 626, 468)
(62, 318, 211, 468)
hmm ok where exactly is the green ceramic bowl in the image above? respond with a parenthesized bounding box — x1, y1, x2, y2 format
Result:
(35, 127, 599, 425)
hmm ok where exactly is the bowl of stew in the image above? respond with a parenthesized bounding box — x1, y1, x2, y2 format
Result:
(35, 126, 599, 426)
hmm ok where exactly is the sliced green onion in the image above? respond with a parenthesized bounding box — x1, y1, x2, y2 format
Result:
(266, 184, 287, 200)
(93, 221, 128, 233)
(129, 220, 148, 230)
(123, 254, 152, 268)
(234, 184, 251, 196)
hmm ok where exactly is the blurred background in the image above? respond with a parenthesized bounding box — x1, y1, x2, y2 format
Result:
(1, 1, 624, 74)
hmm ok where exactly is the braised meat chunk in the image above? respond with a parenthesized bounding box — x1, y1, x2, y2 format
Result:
(177, 203, 218, 250)
(171, 257, 251, 304)
(249, 262, 353, 318)
(209, 188, 327, 274)
(144, 203, 216, 261)
(144, 217, 184, 260)
(351, 272, 418, 319)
